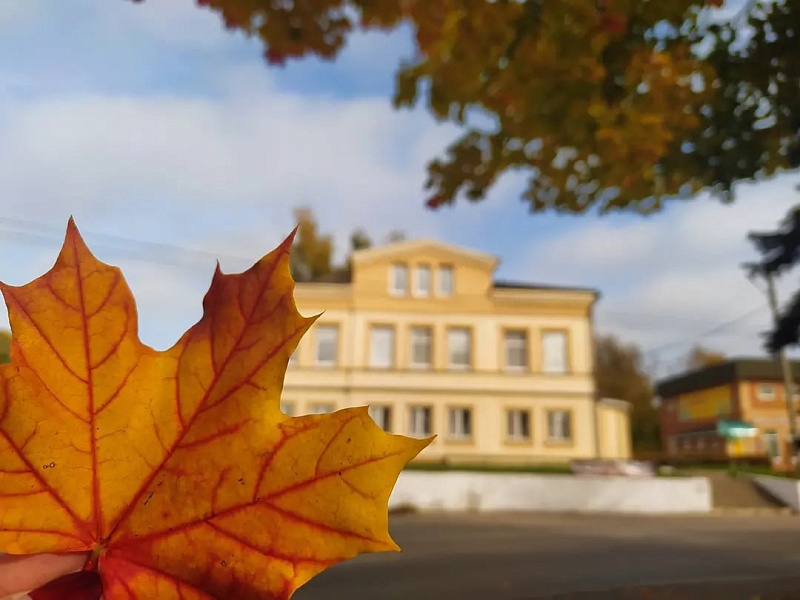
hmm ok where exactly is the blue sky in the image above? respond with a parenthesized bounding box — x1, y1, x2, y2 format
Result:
(0, 0, 798, 377)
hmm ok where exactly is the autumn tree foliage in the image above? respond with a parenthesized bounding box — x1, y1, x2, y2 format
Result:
(594, 334, 659, 451)
(134, 0, 800, 214)
(289, 207, 334, 282)
(685, 345, 727, 370)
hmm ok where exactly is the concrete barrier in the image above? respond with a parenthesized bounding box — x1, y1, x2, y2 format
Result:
(753, 475, 800, 511)
(389, 471, 713, 514)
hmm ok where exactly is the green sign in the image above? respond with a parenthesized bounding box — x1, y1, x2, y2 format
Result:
(717, 420, 757, 439)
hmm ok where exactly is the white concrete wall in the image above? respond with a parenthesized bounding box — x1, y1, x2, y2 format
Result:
(390, 472, 713, 514)
(753, 475, 800, 510)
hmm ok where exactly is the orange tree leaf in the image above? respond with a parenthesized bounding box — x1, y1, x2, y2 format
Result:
(0, 219, 431, 599)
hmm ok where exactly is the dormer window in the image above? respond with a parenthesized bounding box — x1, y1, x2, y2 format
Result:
(389, 263, 408, 296)
(438, 265, 454, 296)
(414, 265, 431, 297)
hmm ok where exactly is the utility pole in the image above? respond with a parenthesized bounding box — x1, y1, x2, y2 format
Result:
(765, 271, 798, 454)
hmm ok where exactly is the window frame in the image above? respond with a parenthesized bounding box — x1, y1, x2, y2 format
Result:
(504, 329, 529, 372)
(389, 263, 408, 296)
(541, 329, 569, 374)
(757, 383, 776, 401)
(409, 405, 433, 437)
(437, 265, 454, 297)
(410, 326, 433, 369)
(447, 406, 473, 441)
(546, 409, 573, 443)
(414, 264, 432, 297)
(369, 324, 396, 369)
(506, 409, 531, 442)
(447, 326, 472, 371)
(314, 324, 339, 367)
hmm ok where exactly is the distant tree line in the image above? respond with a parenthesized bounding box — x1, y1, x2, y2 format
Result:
(289, 207, 405, 282)
(595, 335, 725, 452)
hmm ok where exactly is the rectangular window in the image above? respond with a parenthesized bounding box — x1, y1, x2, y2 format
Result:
(414, 265, 431, 297)
(547, 410, 572, 442)
(504, 330, 528, 371)
(438, 265, 454, 296)
(368, 405, 392, 431)
(315, 325, 338, 366)
(369, 325, 395, 369)
(448, 407, 472, 440)
(506, 409, 531, 441)
(409, 406, 432, 437)
(542, 331, 568, 374)
(410, 326, 433, 369)
(308, 402, 335, 414)
(389, 264, 408, 296)
(757, 383, 776, 401)
(280, 401, 295, 416)
(448, 328, 472, 370)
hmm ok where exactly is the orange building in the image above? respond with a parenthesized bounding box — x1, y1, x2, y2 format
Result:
(656, 359, 800, 464)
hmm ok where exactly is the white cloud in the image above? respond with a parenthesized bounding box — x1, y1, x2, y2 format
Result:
(0, 0, 38, 29)
(3, 0, 798, 379)
(522, 173, 800, 373)
(0, 79, 457, 250)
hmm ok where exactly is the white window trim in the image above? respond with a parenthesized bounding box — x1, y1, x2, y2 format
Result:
(547, 410, 572, 442)
(447, 328, 472, 371)
(308, 402, 336, 414)
(757, 383, 776, 401)
(409, 406, 432, 437)
(410, 326, 433, 369)
(542, 330, 568, 374)
(506, 409, 531, 441)
(504, 330, 528, 372)
(437, 265, 454, 296)
(389, 264, 408, 296)
(315, 325, 338, 367)
(448, 407, 472, 440)
(413, 265, 431, 297)
(369, 325, 395, 369)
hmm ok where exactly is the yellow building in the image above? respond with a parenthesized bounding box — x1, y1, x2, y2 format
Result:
(283, 239, 631, 465)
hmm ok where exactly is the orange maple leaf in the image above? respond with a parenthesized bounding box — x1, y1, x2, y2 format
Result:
(0, 219, 430, 599)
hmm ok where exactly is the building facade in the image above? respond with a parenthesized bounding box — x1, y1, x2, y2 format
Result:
(283, 239, 631, 465)
(656, 359, 800, 463)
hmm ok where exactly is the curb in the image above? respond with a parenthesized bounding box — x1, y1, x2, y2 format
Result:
(710, 506, 795, 516)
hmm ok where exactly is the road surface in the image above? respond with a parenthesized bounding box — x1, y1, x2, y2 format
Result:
(294, 512, 800, 600)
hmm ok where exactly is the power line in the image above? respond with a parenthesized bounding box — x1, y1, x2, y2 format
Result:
(0, 215, 264, 271)
(597, 309, 748, 327)
(641, 304, 769, 356)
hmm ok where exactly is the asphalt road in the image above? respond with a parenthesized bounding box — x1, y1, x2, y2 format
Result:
(294, 512, 800, 600)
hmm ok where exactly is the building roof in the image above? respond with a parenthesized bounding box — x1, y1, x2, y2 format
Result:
(493, 279, 599, 296)
(351, 239, 499, 269)
(298, 273, 597, 294)
(655, 358, 800, 398)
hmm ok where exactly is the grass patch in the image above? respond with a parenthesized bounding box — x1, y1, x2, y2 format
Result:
(673, 464, 800, 479)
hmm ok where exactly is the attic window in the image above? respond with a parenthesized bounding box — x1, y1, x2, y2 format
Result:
(389, 263, 408, 296)
(414, 265, 431, 296)
(438, 265, 454, 296)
